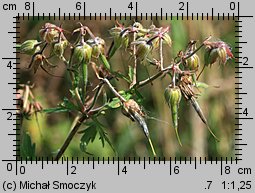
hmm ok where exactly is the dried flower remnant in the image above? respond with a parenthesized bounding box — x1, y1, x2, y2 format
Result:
(17, 84, 43, 117)
(28, 53, 60, 76)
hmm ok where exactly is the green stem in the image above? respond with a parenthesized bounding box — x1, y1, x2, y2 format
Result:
(99, 53, 111, 70)
(103, 78, 126, 103)
(130, 32, 137, 88)
(81, 61, 88, 102)
(54, 114, 87, 161)
(183, 36, 211, 60)
(159, 38, 164, 70)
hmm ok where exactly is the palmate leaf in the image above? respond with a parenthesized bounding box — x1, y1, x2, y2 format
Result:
(43, 97, 79, 114)
(92, 118, 116, 153)
(132, 89, 144, 104)
(61, 97, 80, 111)
(107, 97, 121, 109)
(42, 106, 69, 114)
(107, 91, 132, 109)
(20, 132, 36, 160)
(79, 123, 97, 153)
(195, 81, 209, 89)
(79, 118, 115, 154)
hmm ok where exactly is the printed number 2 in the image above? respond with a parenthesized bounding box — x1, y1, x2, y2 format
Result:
(179, 2, 185, 10)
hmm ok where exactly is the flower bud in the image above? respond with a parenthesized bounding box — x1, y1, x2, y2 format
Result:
(53, 40, 68, 57)
(164, 86, 182, 146)
(20, 40, 40, 55)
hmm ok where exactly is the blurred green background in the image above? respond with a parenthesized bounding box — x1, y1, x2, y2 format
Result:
(19, 17, 237, 159)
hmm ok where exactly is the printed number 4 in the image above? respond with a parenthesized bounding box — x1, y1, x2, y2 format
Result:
(128, 2, 133, 10)
(122, 166, 127, 174)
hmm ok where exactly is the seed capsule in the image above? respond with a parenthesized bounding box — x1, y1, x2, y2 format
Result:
(204, 41, 234, 66)
(132, 22, 148, 37)
(53, 40, 68, 57)
(20, 40, 40, 55)
(178, 75, 220, 142)
(132, 22, 143, 30)
(217, 47, 227, 64)
(164, 86, 182, 146)
(204, 47, 219, 66)
(72, 43, 92, 66)
(190, 97, 219, 142)
(108, 28, 129, 59)
(122, 99, 156, 156)
(87, 37, 105, 58)
(162, 33, 172, 47)
(132, 39, 152, 62)
(184, 54, 200, 71)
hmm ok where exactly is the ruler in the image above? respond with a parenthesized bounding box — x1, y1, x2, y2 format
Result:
(0, 0, 254, 192)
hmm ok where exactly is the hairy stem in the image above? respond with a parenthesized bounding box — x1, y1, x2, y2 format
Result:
(159, 38, 164, 70)
(54, 114, 87, 161)
(132, 65, 174, 89)
(130, 33, 137, 88)
(103, 78, 126, 103)
(87, 84, 103, 112)
(81, 62, 88, 102)
(184, 36, 211, 60)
